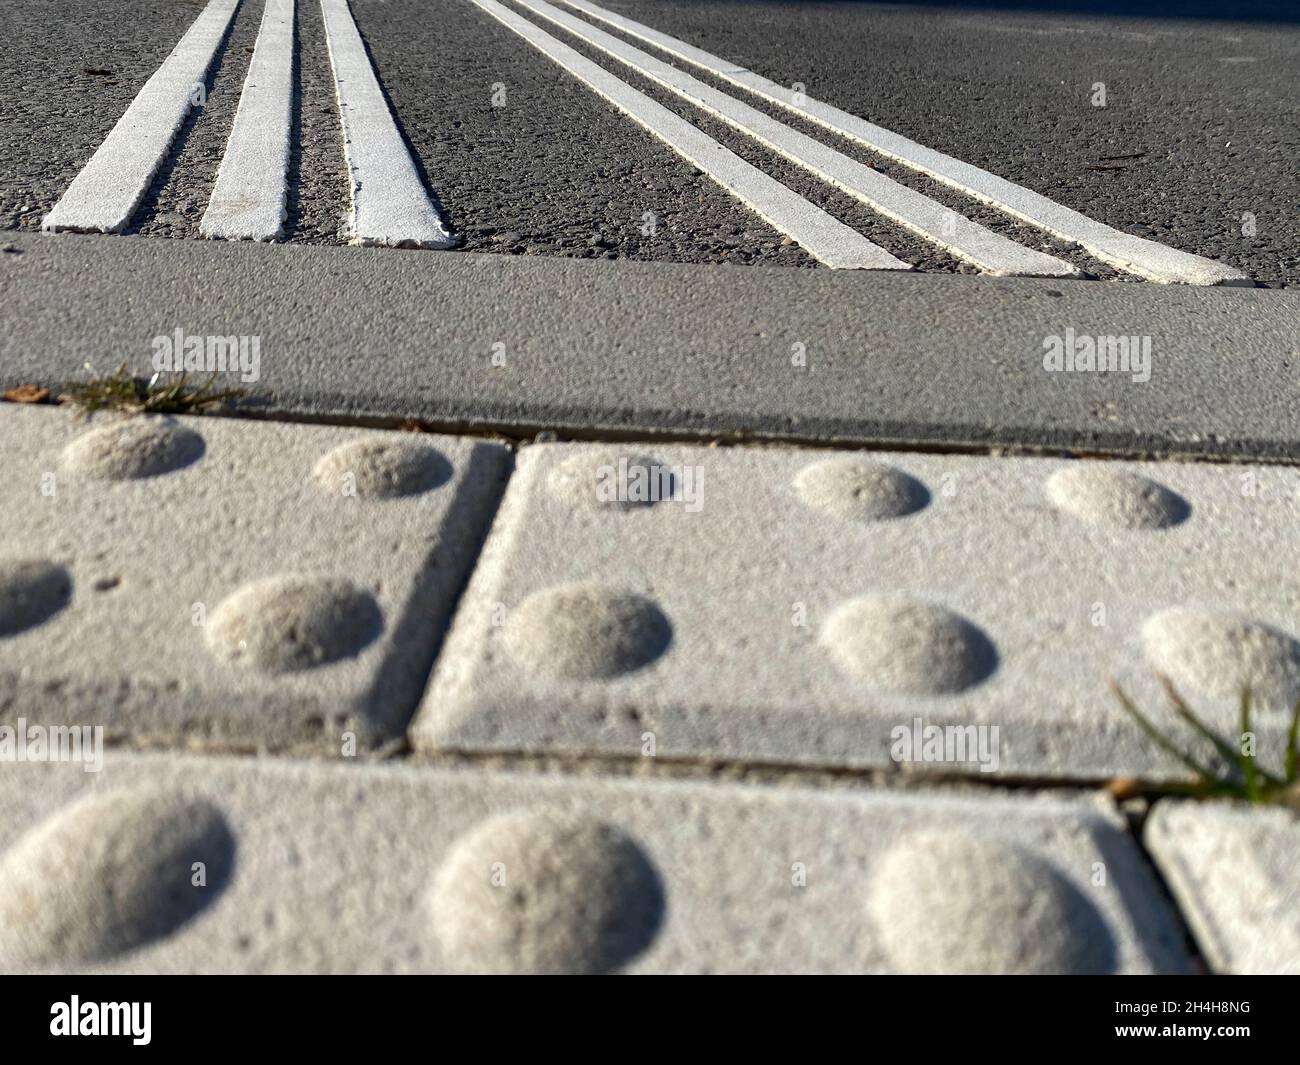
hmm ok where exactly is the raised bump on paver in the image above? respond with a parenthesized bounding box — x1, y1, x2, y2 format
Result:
(1142, 609, 1300, 706)
(60, 417, 204, 480)
(821, 596, 997, 695)
(206, 575, 383, 673)
(0, 788, 235, 965)
(312, 439, 452, 499)
(548, 452, 674, 510)
(503, 585, 672, 679)
(1046, 466, 1190, 530)
(429, 810, 665, 974)
(0, 560, 72, 637)
(793, 457, 929, 521)
(867, 830, 1116, 974)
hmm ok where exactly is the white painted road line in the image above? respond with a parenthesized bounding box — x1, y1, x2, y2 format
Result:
(560, 0, 1253, 286)
(42, 0, 241, 234)
(516, 0, 1077, 278)
(320, 0, 455, 248)
(468, 0, 908, 270)
(202, 0, 295, 241)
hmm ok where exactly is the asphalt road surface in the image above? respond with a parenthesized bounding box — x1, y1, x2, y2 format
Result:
(2, 0, 1297, 282)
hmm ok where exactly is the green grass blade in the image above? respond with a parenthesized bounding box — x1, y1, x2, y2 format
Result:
(64, 364, 245, 415)
(1109, 680, 1221, 782)
(1159, 675, 1240, 770)
(1160, 677, 1283, 789)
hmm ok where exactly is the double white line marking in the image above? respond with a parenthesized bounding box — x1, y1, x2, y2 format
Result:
(42, 0, 240, 235)
(508, 0, 1079, 278)
(470, 0, 906, 270)
(554, 0, 1250, 285)
(43, 0, 452, 248)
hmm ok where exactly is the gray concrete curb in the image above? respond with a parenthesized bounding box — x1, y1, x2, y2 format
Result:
(3, 232, 1299, 458)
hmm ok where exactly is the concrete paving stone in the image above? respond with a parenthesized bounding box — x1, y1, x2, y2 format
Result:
(0, 752, 1190, 973)
(5, 233, 1300, 460)
(0, 403, 509, 752)
(1145, 800, 1300, 975)
(414, 441, 1300, 781)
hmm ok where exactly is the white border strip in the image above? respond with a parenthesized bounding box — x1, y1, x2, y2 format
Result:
(516, 0, 1076, 278)
(320, 0, 454, 247)
(202, 0, 295, 241)
(468, 0, 908, 270)
(561, 0, 1251, 286)
(42, 0, 242, 234)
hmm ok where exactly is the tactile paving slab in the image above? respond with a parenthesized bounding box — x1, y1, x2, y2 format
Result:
(0, 403, 509, 752)
(0, 753, 1189, 973)
(1145, 801, 1300, 975)
(414, 442, 1300, 780)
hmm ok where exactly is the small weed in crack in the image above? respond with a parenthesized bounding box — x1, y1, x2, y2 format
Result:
(1110, 675, 1300, 807)
(62, 363, 245, 415)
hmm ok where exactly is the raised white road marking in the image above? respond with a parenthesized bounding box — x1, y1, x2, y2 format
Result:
(202, 0, 294, 241)
(42, 0, 241, 234)
(320, 0, 455, 247)
(560, 0, 1253, 286)
(468, 0, 908, 270)
(516, 0, 1077, 278)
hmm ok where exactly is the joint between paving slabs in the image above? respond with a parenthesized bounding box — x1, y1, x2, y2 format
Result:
(11, 393, 1300, 471)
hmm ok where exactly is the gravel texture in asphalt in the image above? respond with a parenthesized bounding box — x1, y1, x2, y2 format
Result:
(3, 0, 1296, 282)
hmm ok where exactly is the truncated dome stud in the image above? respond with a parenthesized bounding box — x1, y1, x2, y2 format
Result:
(0, 559, 72, 638)
(503, 584, 672, 679)
(548, 452, 676, 510)
(793, 458, 930, 521)
(822, 596, 997, 695)
(312, 439, 451, 498)
(867, 830, 1116, 974)
(1046, 467, 1189, 530)
(0, 788, 235, 965)
(206, 575, 383, 672)
(1142, 608, 1300, 707)
(61, 417, 204, 480)
(429, 810, 665, 974)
